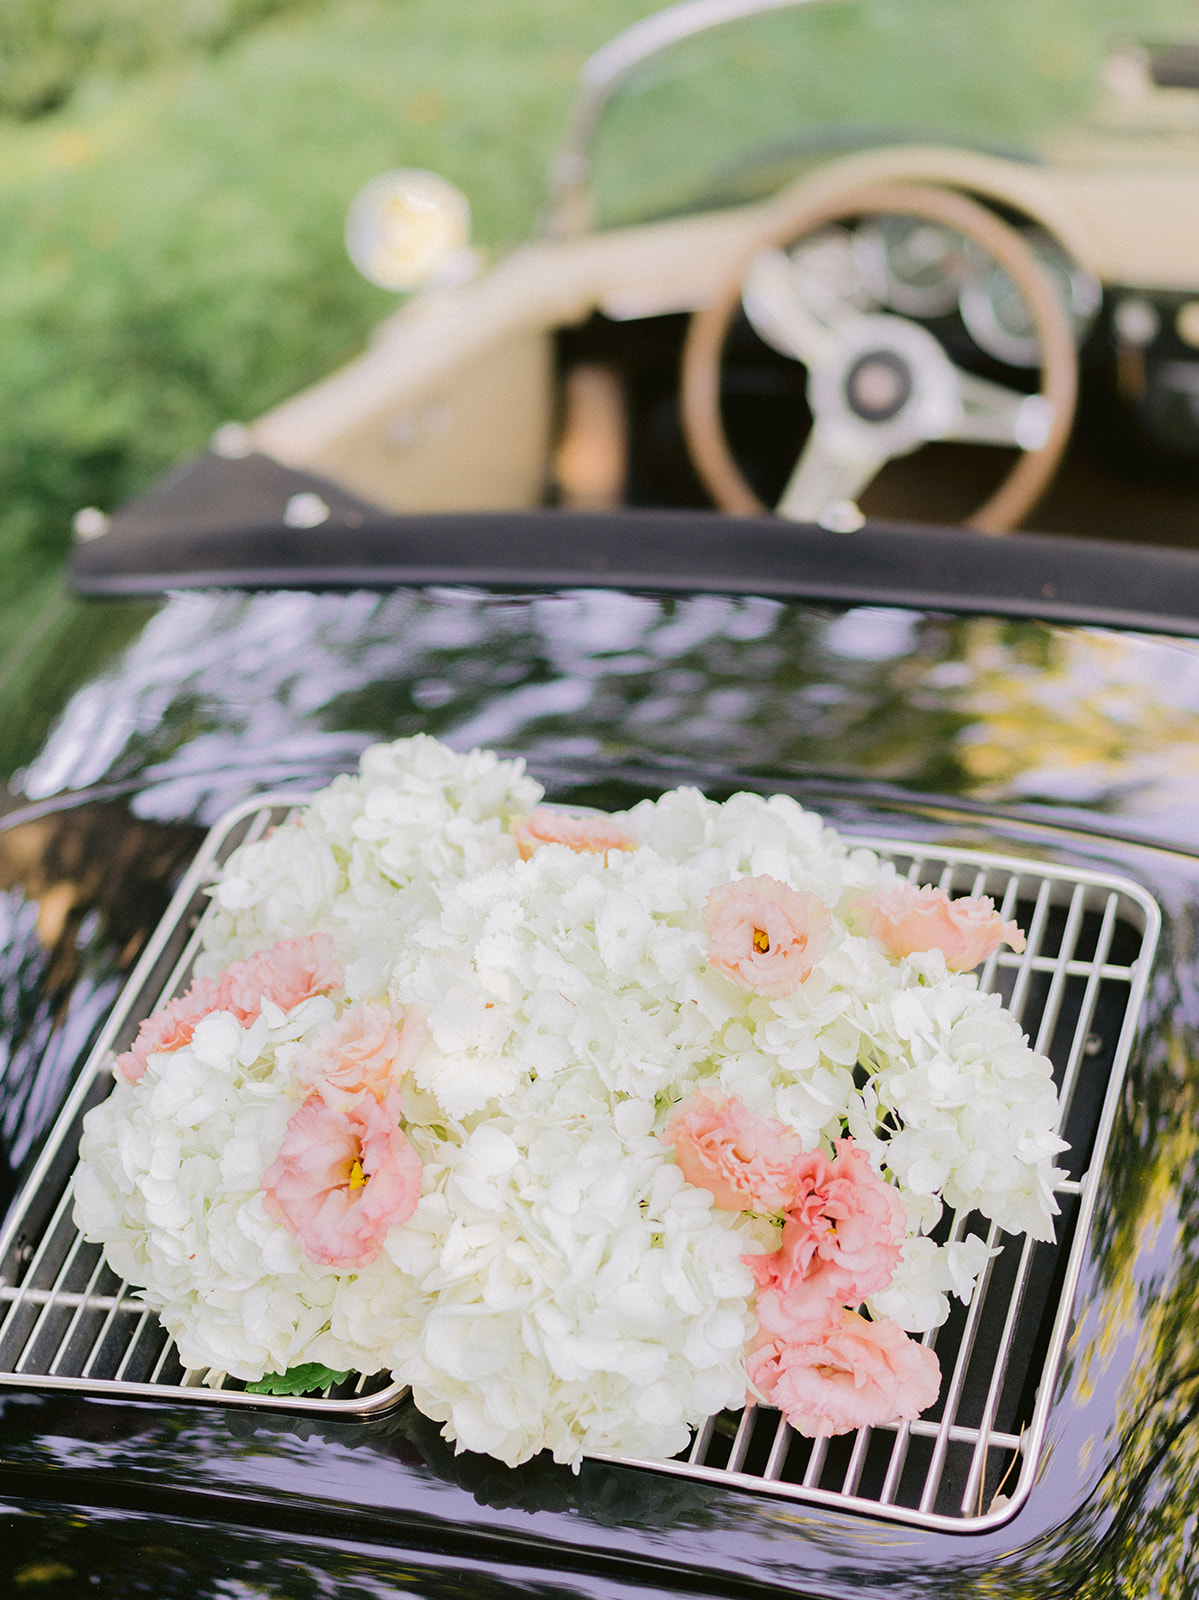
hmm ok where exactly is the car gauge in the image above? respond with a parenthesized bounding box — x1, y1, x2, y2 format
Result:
(959, 232, 1101, 367)
(851, 214, 973, 318)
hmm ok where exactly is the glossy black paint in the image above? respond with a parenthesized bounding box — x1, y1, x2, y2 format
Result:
(2, 581, 1198, 1597)
(7, 586, 1199, 851)
(0, 1482, 748, 1599)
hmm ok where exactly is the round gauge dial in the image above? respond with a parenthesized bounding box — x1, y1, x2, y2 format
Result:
(959, 233, 1100, 367)
(851, 214, 973, 317)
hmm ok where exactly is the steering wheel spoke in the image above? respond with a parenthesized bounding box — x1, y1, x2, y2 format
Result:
(776, 425, 886, 523)
(950, 371, 1055, 450)
(742, 246, 839, 368)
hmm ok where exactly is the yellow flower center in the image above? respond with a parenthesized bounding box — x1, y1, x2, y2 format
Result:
(348, 1158, 367, 1191)
(752, 927, 771, 954)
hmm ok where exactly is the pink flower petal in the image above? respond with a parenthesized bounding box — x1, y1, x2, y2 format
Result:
(116, 975, 225, 1082)
(292, 1000, 427, 1111)
(856, 881, 1025, 971)
(748, 1309, 941, 1437)
(704, 877, 830, 998)
(511, 808, 636, 861)
(748, 1138, 906, 1317)
(222, 933, 344, 1022)
(118, 936, 344, 1081)
(262, 1089, 422, 1268)
(664, 1093, 804, 1213)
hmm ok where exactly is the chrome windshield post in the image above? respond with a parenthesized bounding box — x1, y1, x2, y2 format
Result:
(541, 0, 846, 238)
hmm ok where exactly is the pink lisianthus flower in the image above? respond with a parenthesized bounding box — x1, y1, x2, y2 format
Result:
(511, 808, 637, 861)
(117, 935, 344, 1082)
(748, 1139, 906, 1324)
(262, 1088, 422, 1268)
(291, 1000, 427, 1112)
(748, 1308, 941, 1438)
(703, 876, 831, 998)
(856, 881, 1025, 971)
(663, 1093, 805, 1213)
(115, 976, 225, 1082)
(222, 933, 344, 1022)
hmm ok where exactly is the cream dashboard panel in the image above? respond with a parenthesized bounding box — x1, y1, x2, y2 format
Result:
(248, 205, 777, 510)
(293, 329, 555, 515)
(1044, 168, 1199, 292)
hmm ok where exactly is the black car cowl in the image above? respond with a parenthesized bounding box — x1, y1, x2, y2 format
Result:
(0, 517, 1197, 1593)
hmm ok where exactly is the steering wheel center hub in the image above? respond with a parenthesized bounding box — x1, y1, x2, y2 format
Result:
(844, 349, 913, 421)
(808, 312, 962, 462)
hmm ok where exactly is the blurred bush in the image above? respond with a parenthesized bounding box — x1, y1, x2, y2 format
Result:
(0, 0, 651, 642)
(0, 0, 314, 119)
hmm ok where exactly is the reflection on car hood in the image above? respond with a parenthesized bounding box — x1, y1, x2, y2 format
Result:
(5, 587, 1199, 854)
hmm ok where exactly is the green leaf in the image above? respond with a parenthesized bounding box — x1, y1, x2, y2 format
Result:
(245, 1363, 351, 1396)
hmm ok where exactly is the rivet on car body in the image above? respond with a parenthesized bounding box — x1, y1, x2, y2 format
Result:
(284, 493, 331, 529)
(211, 422, 255, 460)
(72, 508, 111, 542)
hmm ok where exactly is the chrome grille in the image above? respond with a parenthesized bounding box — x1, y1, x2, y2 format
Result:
(0, 803, 1161, 1518)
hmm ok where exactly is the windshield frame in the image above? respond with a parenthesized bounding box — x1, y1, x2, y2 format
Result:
(542, 0, 1199, 237)
(541, 0, 847, 239)
(67, 502, 1199, 643)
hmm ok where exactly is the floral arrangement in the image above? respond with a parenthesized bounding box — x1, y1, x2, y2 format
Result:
(73, 736, 1065, 1468)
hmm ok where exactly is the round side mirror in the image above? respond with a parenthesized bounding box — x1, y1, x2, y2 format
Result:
(345, 168, 475, 292)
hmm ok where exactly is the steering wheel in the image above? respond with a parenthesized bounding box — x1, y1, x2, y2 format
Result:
(680, 181, 1078, 534)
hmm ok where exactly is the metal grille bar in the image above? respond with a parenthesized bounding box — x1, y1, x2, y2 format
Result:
(0, 805, 1162, 1518)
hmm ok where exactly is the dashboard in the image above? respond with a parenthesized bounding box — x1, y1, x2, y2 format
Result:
(556, 200, 1199, 540)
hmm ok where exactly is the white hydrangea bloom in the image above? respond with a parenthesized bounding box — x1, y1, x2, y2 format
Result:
(868, 1233, 996, 1331)
(74, 734, 1069, 1470)
(381, 1119, 755, 1467)
(201, 734, 540, 979)
(867, 975, 1067, 1240)
(74, 1000, 399, 1380)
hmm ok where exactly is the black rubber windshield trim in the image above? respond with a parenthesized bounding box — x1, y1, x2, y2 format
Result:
(68, 504, 1199, 639)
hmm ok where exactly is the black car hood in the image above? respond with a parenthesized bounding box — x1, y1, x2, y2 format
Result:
(1, 564, 1199, 1595)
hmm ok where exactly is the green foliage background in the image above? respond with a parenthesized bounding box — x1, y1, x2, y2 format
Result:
(0, 0, 656, 631)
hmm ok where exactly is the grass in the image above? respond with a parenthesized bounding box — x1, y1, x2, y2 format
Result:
(0, 0, 319, 119)
(0, 0, 658, 646)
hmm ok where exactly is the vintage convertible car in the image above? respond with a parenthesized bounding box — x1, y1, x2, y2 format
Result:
(64, 0, 1199, 554)
(4, 0, 1199, 1594)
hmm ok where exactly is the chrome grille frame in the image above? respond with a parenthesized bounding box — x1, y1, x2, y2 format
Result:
(0, 800, 1161, 1522)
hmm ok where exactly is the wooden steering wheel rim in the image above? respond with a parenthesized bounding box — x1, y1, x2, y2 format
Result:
(680, 180, 1079, 534)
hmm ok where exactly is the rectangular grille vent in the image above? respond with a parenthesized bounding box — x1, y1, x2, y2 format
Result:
(0, 799, 1160, 1530)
